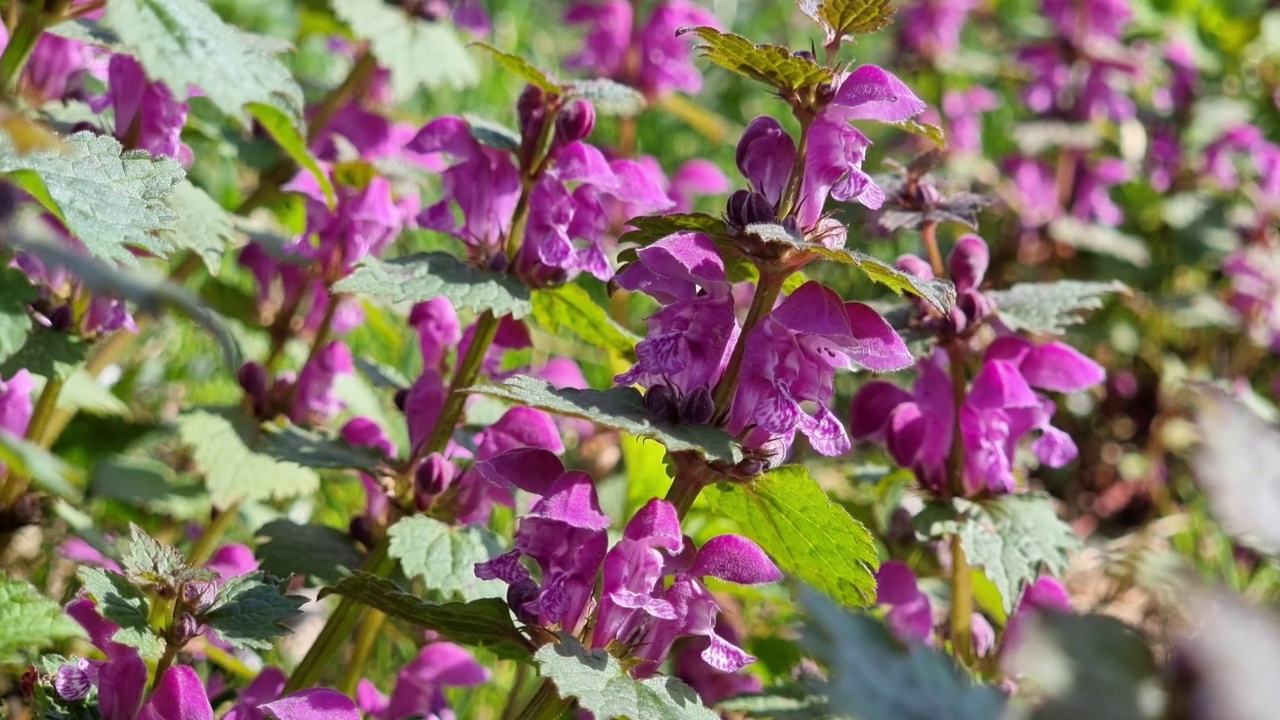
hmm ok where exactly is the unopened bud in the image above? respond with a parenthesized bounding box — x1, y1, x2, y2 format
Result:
(644, 385, 679, 423)
(555, 99, 596, 144)
(414, 453, 454, 510)
(53, 659, 92, 701)
(0, 181, 18, 222)
(181, 579, 217, 614)
(507, 579, 540, 626)
(487, 251, 509, 274)
(349, 515, 376, 548)
(726, 189, 752, 230)
(172, 612, 200, 645)
(678, 387, 716, 425)
(517, 84, 548, 145)
(792, 49, 816, 61)
(238, 362, 269, 401)
(815, 81, 837, 105)
(915, 182, 941, 208)
(47, 304, 74, 332)
(394, 387, 409, 412)
(732, 456, 767, 478)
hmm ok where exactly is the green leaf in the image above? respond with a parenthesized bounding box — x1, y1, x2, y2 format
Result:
(716, 685, 837, 719)
(468, 375, 743, 464)
(203, 571, 307, 651)
(0, 327, 86, 380)
(619, 212, 728, 246)
(160, 181, 237, 275)
(248, 102, 335, 207)
(532, 283, 638, 360)
(7, 232, 241, 367)
(0, 132, 183, 264)
(258, 420, 388, 471)
(800, 587, 1004, 720)
(322, 572, 534, 660)
(986, 280, 1128, 335)
(332, 252, 533, 319)
(464, 114, 522, 153)
(0, 572, 86, 660)
(1046, 217, 1151, 267)
(388, 516, 505, 603)
(121, 522, 188, 587)
(0, 432, 83, 501)
(334, 0, 478, 100)
(89, 456, 209, 520)
(797, 0, 897, 39)
(535, 633, 719, 720)
(76, 567, 164, 658)
(254, 520, 364, 587)
(50, 370, 129, 416)
(469, 43, 559, 90)
(1003, 613, 1159, 720)
(102, 0, 305, 127)
(567, 79, 647, 117)
(704, 465, 878, 607)
(176, 407, 319, 508)
(0, 268, 36, 364)
(679, 27, 834, 93)
(914, 494, 1079, 613)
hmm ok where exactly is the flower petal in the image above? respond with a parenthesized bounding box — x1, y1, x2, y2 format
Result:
(844, 302, 913, 372)
(260, 689, 360, 720)
(139, 666, 213, 720)
(474, 448, 566, 496)
(690, 534, 781, 584)
(1020, 342, 1105, 393)
(831, 65, 927, 122)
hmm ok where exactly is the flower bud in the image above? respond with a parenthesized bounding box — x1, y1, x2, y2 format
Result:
(47, 304, 74, 332)
(507, 579, 540, 625)
(349, 515, 376, 548)
(238, 361, 269, 402)
(644, 384, 679, 423)
(172, 612, 200, 645)
(731, 456, 767, 478)
(792, 49, 816, 61)
(895, 254, 934, 280)
(915, 181, 942, 208)
(678, 387, 716, 425)
(393, 387, 409, 412)
(181, 579, 217, 614)
(487, 251, 509, 274)
(517, 84, 547, 145)
(54, 659, 92, 701)
(0, 181, 18, 222)
(414, 452, 454, 510)
(555, 99, 596, 144)
(815, 81, 837, 105)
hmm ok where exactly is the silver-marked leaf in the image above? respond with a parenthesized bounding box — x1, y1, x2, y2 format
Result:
(102, 0, 305, 127)
(468, 375, 743, 464)
(914, 494, 1078, 613)
(986, 280, 1128, 335)
(160, 180, 237, 275)
(334, 0, 479, 100)
(0, 132, 183, 264)
(536, 632, 719, 720)
(176, 407, 319, 509)
(388, 516, 505, 602)
(332, 252, 532, 319)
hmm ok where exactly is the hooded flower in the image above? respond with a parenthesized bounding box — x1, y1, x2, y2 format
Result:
(285, 167, 419, 279)
(942, 87, 999, 155)
(897, 234, 996, 336)
(565, 0, 720, 99)
(474, 448, 610, 632)
(0, 26, 97, 104)
(357, 642, 489, 720)
(614, 232, 740, 399)
(875, 560, 934, 643)
(898, 0, 980, 60)
(727, 281, 912, 459)
(0, 369, 34, 439)
(853, 339, 1103, 495)
(92, 54, 192, 165)
(1002, 576, 1072, 656)
(674, 619, 764, 704)
(291, 341, 354, 425)
(224, 666, 360, 720)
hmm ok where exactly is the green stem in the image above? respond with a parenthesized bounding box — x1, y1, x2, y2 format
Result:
(711, 271, 786, 412)
(664, 453, 713, 520)
(950, 533, 973, 661)
(338, 610, 386, 694)
(187, 502, 240, 566)
(921, 220, 944, 278)
(0, 6, 44, 93)
(775, 115, 813, 221)
(282, 541, 394, 693)
(417, 310, 501, 464)
(513, 679, 572, 720)
(1, 374, 63, 506)
(150, 641, 181, 692)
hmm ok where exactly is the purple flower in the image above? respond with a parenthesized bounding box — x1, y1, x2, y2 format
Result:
(631, 532, 780, 676)
(1004, 156, 1062, 229)
(224, 666, 360, 720)
(1147, 129, 1182, 193)
(1223, 246, 1280, 349)
(1153, 41, 1197, 114)
(410, 298, 462, 370)
(290, 341, 354, 425)
(357, 642, 489, 720)
(614, 232, 739, 399)
(284, 168, 419, 278)
(875, 560, 933, 644)
(451, 406, 566, 523)
(727, 281, 912, 459)
(942, 87, 999, 155)
(898, 234, 996, 335)
(590, 498, 684, 651)
(897, 0, 980, 59)
(474, 448, 609, 632)
(565, 0, 720, 100)
(1002, 576, 1072, 655)
(0, 27, 97, 104)
(91, 54, 192, 164)
(0, 369, 34, 439)
(1043, 0, 1131, 42)
(410, 116, 522, 253)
